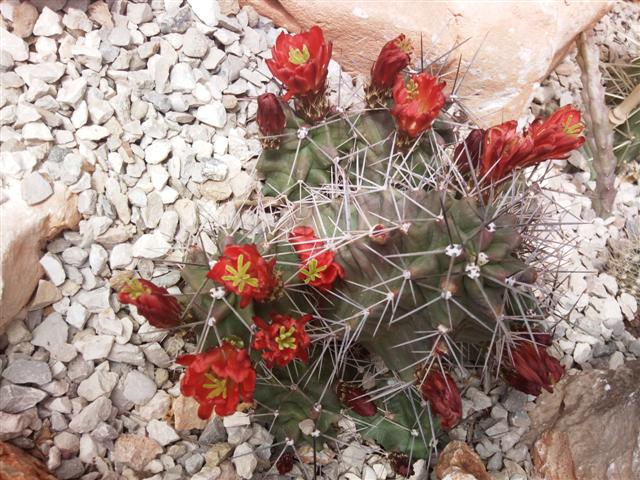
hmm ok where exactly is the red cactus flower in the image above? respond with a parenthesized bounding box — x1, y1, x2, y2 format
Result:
(390, 73, 446, 138)
(503, 339, 564, 396)
(288, 226, 345, 290)
(257, 93, 286, 137)
(276, 453, 295, 474)
(208, 244, 278, 308)
(370, 34, 413, 91)
(177, 341, 256, 418)
(418, 370, 462, 430)
(527, 105, 586, 160)
(337, 382, 377, 417)
(266, 25, 332, 101)
(479, 106, 585, 181)
(118, 278, 182, 329)
(252, 313, 312, 368)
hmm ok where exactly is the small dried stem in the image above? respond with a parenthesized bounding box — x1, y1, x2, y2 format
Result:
(576, 30, 617, 217)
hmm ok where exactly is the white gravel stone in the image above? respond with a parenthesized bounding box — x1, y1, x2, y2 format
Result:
(89, 244, 109, 274)
(66, 303, 89, 329)
(195, 102, 227, 128)
(69, 397, 112, 433)
(40, 253, 66, 286)
(1, 359, 52, 386)
(22, 172, 53, 205)
(0, 28, 29, 61)
(33, 7, 63, 36)
(187, 0, 220, 26)
(232, 442, 258, 480)
(32, 313, 69, 350)
(123, 371, 157, 405)
(78, 368, 119, 402)
(22, 121, 53, 141)
(110, 243, 133, 269)
(57, 77, 87, 106)
(127, 3, 153, 24)
(75, 286, 111, 312)
(0, 385, 47, 413)
(133, 233, 171, 259)
(183, 27, 209, 58)
(74, 334, 114, 361)
(145, 140, 172, 164)
(62, 246, 89, 267)
(147, 419, 180, 446)
(77, 125, 110, 141)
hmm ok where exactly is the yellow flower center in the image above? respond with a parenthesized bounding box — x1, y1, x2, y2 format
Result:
(405, 78, 418, 100)
(288, 44, 310, 65)
(275, 325, 297, 350)
(125, 279, 150, 300)
(562, 115, 583, 136)
(300, 258, 328, 284)
(394, 37, 414, 55)
(203, 372, 228, 399)
(221, 254, 259, 293)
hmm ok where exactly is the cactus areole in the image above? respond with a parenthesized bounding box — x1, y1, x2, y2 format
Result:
(118, 26, 584, 462)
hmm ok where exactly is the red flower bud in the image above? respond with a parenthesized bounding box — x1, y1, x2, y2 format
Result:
(417, 369, 462, 430)
(371, 34, 412, 91)
(337, 382, 377, 417)
(391, 73, 446, 138)
(207, 244, 279, 308)
(257, 93, 286, 137)
(118, 278, 182, 329)
(177, 341, 256, 418)
(389, 452, 414, 477)
(454, 128, 485, 174)
(276, 453, 295, 474)
(266, 25, 332, 101)
(503, 339, 564, 396)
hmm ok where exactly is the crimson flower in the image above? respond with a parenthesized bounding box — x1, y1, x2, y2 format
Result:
(390, 73, 446, 138)
(252, 313, 312, 368)
(503, 339, 564, 396)
(337, 383, 377, 417)
(118, 278, 182, 329)
(266, 26, 332, 101)
(479, 106, 585, 181)
(207, 244, 278, 308)
(257, 93, 286, 137)
(370, 34, 413, 91)
(527, 105, 586, 160)
(177, 341, 256, 418)
(417, 369, 462, 430)
(288, 226, 344, 290)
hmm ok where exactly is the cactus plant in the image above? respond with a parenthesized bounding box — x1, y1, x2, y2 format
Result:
(118, 27, 584, 471)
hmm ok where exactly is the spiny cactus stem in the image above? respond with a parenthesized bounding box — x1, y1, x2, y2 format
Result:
(179, 276, 210, 322)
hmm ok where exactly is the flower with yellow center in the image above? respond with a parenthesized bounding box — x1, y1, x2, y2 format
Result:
(203, 372, 228, 399)
(124, 278, 151, 300)
(275, 325, 297, 351)
(288, 44, 310, 65)
(221, 254, 259, 293)
(300, 258, 328, 284)
(562, 115, 584, 136)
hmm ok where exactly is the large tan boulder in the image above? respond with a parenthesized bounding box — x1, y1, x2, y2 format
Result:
(241, 0, 612, 126)
(0, 180, 80, 332)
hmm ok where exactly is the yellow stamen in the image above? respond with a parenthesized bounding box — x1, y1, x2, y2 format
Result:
(300, 258, 328, 284)
(394, 37, 413, 55)
(221, 254, 259, 293)
(562, 115, 583, 136)
(203, 372, 228, 399)
(288, 44, 310, 65)
(275, 325, 297, 350)
(405, 79, 418, 100)
(125, 279, 150, 300)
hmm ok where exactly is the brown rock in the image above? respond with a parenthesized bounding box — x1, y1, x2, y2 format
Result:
(240, 0, 612, 127)
(527, 360, 640, 480)
(172, 395, 207, 431)
(87, 1, 113, 29)
(0, 441, 56, 480)
(532, 431, 577, 480)
(0, 181, 80, 332)
(113, 434, 162, 471)
(12, 1, 39, 38)
(434, 441, 491, 480)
